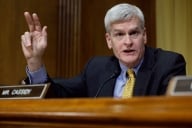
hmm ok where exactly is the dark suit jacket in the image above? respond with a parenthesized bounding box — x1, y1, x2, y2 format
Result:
(46, 46, 186, 98)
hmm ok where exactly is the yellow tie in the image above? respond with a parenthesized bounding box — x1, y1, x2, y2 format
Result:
(122, 69, 135, 98)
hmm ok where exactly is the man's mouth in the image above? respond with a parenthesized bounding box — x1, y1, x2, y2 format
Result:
(123, 49, 135, 54)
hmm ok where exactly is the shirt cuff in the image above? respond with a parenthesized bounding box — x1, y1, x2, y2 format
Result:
(26, 65, 48, 84)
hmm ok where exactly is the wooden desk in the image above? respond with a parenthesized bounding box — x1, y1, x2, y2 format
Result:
(0, 96, 192, 127)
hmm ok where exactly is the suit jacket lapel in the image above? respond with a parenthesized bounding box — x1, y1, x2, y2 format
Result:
(134, 46, 155, 96)
(97, 57, 120, 97)
(134, 69, 152, 96)
(98, 76, 117, 97)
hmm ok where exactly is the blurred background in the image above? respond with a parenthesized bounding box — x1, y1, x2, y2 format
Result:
(0, 0, 191, 84)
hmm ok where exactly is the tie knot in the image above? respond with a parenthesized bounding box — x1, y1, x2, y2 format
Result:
(127, 69, 135, 78)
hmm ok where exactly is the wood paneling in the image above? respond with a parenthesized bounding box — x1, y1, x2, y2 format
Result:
(57, 0, 81, 77)
(0, 97, 192, 127)
(0, 0, 59, 84)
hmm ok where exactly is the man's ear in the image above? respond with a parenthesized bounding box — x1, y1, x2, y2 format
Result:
(105, 33, 112, 49)
(143, 27, 147, 44)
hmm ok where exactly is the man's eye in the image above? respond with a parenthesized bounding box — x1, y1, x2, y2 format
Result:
(115, 33, 125, 37)
(129, 31, 140, 39)
(130, 31, 139, 36)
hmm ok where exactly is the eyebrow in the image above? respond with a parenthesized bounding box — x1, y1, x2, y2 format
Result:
(112, 26, 141, 33)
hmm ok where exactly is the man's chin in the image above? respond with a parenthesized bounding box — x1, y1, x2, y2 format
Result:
(120, 59, 137, 67)
(122, 56, 136, 62)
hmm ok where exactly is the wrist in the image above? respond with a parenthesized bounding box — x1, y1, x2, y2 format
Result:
(27, 58, 43, 72)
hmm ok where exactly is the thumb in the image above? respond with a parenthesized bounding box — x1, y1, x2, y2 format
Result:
(42, 26, 47, 36)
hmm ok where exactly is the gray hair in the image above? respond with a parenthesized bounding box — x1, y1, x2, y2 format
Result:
(104, 3, 145, 32)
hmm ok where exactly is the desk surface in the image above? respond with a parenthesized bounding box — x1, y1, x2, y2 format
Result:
(0, 96, 192, 127)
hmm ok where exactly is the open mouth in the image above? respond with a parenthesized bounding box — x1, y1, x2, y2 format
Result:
(123, 49, 135, 54)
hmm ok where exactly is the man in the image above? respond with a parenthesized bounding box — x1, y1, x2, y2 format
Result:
(21, 3, 186, 98)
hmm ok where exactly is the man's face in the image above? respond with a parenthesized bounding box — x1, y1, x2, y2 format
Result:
(105, 17, 147, 68)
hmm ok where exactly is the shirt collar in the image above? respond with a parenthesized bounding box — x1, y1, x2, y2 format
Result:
(119, 58, 144, 76)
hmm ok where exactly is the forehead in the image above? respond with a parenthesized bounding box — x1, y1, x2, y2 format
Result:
(110, 17, 142, 32)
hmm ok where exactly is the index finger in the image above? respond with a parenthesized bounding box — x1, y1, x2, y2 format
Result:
(24, 12, 35, 32)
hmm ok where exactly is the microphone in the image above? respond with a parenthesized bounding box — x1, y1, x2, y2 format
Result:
(94, 70, 120, 98)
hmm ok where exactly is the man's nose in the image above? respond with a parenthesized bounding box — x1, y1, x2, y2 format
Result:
(123, 34, 132, 45)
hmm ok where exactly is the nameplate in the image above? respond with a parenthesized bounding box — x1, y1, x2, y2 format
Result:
(166, 76, 192, 96)
(0, 84, 50, 99)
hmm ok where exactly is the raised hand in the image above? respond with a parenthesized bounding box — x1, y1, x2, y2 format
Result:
(21, 12, 47, 72)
